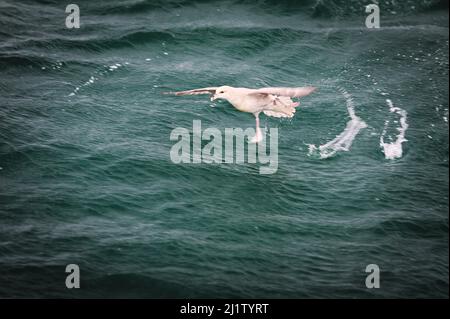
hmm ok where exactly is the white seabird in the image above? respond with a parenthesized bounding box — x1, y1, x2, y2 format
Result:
(164, 85, 316, 143)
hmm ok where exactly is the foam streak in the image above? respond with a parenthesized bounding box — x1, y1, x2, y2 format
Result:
(380, 99, 408, 160)
(309, 88, 367, 159)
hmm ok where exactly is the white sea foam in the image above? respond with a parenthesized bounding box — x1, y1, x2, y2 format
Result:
(379, 99, 408, 160)
(308, 88, 367, 159)
(69, 63, 124, 96)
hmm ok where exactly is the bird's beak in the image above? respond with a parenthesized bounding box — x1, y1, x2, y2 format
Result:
(210, 95, 216, 101)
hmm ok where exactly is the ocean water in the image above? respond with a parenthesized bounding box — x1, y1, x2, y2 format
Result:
(0, 0, 448, 298)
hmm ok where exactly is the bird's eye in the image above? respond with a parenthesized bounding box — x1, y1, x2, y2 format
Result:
(219, 91, 224, 94)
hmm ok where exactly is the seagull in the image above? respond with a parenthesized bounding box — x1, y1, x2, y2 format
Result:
(164, 86, 317, 143)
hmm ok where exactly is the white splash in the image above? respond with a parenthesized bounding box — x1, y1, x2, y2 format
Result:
(108, 63, 122, 71)
(308, 88, 367, 158)
(68, 63, 124, 96)
(379, 99, 408, 160)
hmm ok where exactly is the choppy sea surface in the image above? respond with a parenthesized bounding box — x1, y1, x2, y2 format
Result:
(0, 0, 448, 298)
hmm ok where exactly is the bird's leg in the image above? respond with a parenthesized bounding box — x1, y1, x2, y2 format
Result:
(250, 112, 263, 143)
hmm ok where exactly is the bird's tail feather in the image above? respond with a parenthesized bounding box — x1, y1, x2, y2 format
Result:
(263, 97, 299, 118)
(263, 108, 296, 118)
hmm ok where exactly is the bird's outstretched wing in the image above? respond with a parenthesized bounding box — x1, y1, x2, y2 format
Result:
(251, 86, 317, 98)
(163, 87, 218, 96)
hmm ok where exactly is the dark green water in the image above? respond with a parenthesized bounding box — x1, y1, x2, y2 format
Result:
(0, 0, 448, 298)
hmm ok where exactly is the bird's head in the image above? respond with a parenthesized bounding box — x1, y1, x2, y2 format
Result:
(211, 86, 232, 101)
